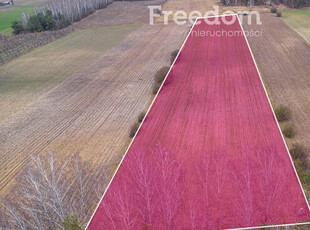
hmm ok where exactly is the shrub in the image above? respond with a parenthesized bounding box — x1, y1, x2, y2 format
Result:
(138, 112, 146, 123)
(54, 13, 70, 29)
(303, 172, 310, 184)
(171, 49, 179, 64)
(270, 7, 277, 13)
(276, 11, 282, 17)
(274, 105, 291, 122)
(152, 81, 162, 95)
(40, 10, 55, 30)
(13, 10, 69, 34)
(28, 10, 56, 32)
(28, 14, 44, 32)
(12, 20, 24, 34)
(61, 215, 82, 230)
(154, 66, 170, 83)
(295, 158, 308, 173)
(290, 143, 307, 160)
(281, 123, 294, 138)
(129, 122, 140, 138)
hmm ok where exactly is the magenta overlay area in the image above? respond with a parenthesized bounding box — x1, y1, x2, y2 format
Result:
(88, 15, 310, 229)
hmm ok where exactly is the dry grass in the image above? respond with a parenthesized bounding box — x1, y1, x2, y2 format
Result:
(282, 9, 310, 43)
(220, 5, 270, 13)
(0, 23, 189, 200)
(0, 25, 138, 124)
(156, 0, 219, 22)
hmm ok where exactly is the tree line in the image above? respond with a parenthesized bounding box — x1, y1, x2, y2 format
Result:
(220, 0, 309, 8)
(273, 0, 309, 8)
(12, 0, 113, 34)
(0, 153, 109, 229)
(94, 144, 285, 229)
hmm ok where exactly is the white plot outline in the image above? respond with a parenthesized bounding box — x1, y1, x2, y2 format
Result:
(85, 17, 199, 230)
(85, 14, 310, 230)
(226, 14, 310, 230)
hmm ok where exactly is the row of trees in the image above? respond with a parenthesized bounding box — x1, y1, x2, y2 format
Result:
(12, 0, 112, 34)
(0, 153, 108, 229)
(12, 10, 69, 34)
(95, 145, 284, 229)
(221, 0, 309, 8)
(220, 0, 268, 7)
(100, 145, 182, 229)
(0, 145, 288, 229)
(273, 0, 309, 8)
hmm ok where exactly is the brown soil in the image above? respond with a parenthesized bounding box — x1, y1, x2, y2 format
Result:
(0, 23, 189, 198)
(156, 0, 219, 22)
(243, 13, 310, 152)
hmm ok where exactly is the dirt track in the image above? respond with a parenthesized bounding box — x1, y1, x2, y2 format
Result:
(243, 13, 310, 152)
(0, 23, 189, 197)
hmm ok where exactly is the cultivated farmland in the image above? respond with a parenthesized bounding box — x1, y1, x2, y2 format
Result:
(156, 0, 219, 22)
(0, 25, 139, 124)
(243, 13, 310, 159)
(88, 16, 310, 229)
(0, 22, 189, 201)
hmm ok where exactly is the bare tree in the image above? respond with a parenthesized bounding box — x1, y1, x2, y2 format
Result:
(34, 0, 112, 25)
(101, 181, 137, 230)
(257, 148, 283, 223)
(213, 152, 228, 229)
(125, 149, 157, 228)
(196, 154, 211, 229)
(153, 144, 183, 230)
(0, 153, 108, 229)
(97, 145, 184, 229)
(188, 199, 207, 230)
(232, 151, 254, 227)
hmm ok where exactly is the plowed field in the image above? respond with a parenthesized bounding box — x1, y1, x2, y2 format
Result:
(243, 13, 310, 155)
(0, 23, 189, 198)
(88, 15, 310, 229)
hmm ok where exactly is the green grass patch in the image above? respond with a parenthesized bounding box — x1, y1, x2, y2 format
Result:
(0, 25, 139, 123)
(282, 9, 310, 43)
(0, 5, 35, 35)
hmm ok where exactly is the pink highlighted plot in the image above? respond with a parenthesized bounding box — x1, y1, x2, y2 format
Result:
(87, 15, 310, 229)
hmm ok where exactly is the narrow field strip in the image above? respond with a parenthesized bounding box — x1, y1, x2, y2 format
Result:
(87, 15, 310, 229)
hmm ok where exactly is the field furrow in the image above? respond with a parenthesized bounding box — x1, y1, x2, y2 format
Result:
(88, 15, 310, 229)
(0, 23, 190, 198)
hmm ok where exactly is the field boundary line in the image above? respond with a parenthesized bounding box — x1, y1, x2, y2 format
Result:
(85, 15, 310, 229)
(194, 14, 310, 230)
(236, 14, 310, 211)
(84, 19, 198, 229)
(283, 21, 310, 45)
(226, 221, 310, 230)
(193, 14, 310, 229)
(226, 15, 310, 230)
